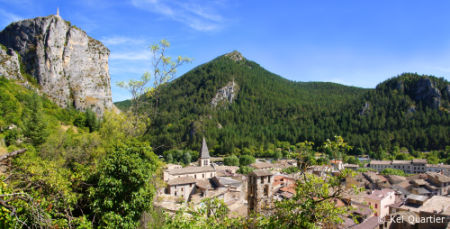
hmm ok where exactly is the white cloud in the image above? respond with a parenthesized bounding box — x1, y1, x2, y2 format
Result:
(110, 64, 150, 75)
(101, 36, 146, 46)
(130, 0, 228, 31)
(110, 50, 152, 60)
(0, 9, 23, 26)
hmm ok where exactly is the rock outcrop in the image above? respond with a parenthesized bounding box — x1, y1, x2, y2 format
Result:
(359, 101, 370, 116)
(0, 46, 23, 81)
(413, 78, 442, 109)
(211, 80, 238, 107)
(225, 50, 244, 62)
(0, 15, 112, 115)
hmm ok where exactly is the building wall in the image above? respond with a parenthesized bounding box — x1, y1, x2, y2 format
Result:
(427, 176, 449, 196)
(426, 166, 450, 176)
(365, 191, 395, 219)
(165, 171, 216, 181)
(248, 175, 273, 213)
(369, 162, 427, 174)
(169, 183, 195, 201)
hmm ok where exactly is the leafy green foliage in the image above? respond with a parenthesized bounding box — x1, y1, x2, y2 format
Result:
(0, 78, 162, 228)
(163, 149, 199, 165)
(356, 168, 377, 173)
(237, 166, 254, 174)
(282, 166, 300, 174)
(89, 143, 160, 228)
(223, 155, 239, 166)
(269, 170, 354, 228)
(380, 168, 406, 176)
(239, 154, 255, 166)
(163, 198, 242, 229)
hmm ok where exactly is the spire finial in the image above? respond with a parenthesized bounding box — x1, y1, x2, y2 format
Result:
(56, 7, 60, 17)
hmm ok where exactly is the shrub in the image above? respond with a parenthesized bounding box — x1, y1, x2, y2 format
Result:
(224, 155, 239, 166)
(239, 155, 255, 166)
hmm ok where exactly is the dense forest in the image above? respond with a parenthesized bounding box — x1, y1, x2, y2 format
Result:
(116, 52, 450, 158)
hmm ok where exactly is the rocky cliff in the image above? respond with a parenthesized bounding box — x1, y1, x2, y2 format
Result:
(0, 15, 112, 115)
(376, 74, 450, 111)
(211, 80, 238, 107)
(0, 45, 23, 81)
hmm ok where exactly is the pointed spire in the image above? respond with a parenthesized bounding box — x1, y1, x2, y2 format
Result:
(200, 137, 210, 159)
(56, 7, 60, 17)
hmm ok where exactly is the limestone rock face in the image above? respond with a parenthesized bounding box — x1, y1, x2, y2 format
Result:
(225, 50, 244, 62)
(0, 46, 23, 81)
(0, 15, 112, 115)
(211, 81, 238, 107)
(413, 78, 442, 109)
(359, 101, 370, 116)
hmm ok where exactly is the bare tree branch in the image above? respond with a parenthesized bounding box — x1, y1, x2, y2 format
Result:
(0, 149, 27, 162)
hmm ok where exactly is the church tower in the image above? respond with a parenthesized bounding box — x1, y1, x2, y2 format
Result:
(199, 137, 211, 167)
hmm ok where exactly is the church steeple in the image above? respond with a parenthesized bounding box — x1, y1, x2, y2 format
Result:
(56, 7, 60, 17)
(199, 137, 211, 167)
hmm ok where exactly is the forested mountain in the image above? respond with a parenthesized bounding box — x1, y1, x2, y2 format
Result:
(115, 51, 450, 157)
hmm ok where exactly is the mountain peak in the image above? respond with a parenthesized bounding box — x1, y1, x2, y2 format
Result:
(224, 50, 244, 62)
(0, 15, 113, 115)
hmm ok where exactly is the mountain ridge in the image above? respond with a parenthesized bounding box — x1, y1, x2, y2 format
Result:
(115, 51, 449, 156)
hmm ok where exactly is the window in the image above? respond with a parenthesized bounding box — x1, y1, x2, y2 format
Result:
(194, 175, 197, 179)
(261, 177, 264, 184)
(189, 184, 192, 187)
(264, 185, 269, 196)
(375, 203, 378, 209)
(181, 188, 184, 192)
(202, 174, 205, 178)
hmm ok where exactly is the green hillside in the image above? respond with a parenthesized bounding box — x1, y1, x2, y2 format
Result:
(0, 77, 160, 227)
(115, 51, 449, 157)
(125, 52, 368, 153)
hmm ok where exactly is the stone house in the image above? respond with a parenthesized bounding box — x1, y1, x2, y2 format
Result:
(426, 164, 450, 176)
(364, 189, 396, 219)
(426, 172, 450, 196)
(165, 177, 197, 202)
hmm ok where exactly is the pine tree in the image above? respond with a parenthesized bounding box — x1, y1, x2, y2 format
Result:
(24, 94, 48, 146)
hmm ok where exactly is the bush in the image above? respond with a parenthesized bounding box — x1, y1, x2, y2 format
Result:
(163, 149, 199, 165)
(356, 168, 377, 173)
(282, 166, 300, 174)
(239, 155, 255, 166)
(380, 168, 406, 176)
(237, 166, 254, 174)
(273, 150, 282, 161)
(224, 155, 239, 166)
(90, 143, 160, 228)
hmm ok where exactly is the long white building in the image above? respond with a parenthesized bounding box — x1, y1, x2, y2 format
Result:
(368, 159, 450, 175)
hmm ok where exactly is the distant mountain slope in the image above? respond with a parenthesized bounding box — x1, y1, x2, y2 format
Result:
(347, 73, 450, 156)
(116, 52, 449, 156)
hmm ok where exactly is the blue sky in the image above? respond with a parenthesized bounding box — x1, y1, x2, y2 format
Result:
(1, 0, 450, 101)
